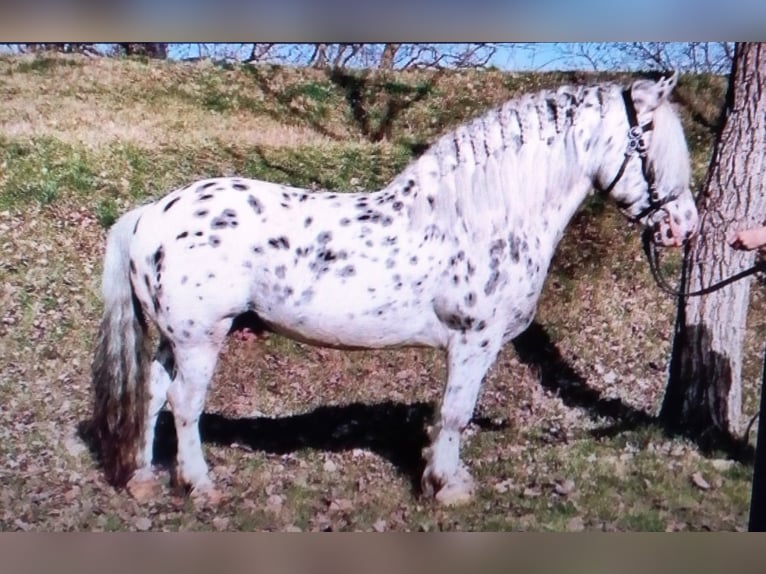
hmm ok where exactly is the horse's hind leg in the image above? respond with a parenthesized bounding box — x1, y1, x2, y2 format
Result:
(166, 339, 223, 504)
(127, 337, 174, 501)
(422, 331, 503, 505)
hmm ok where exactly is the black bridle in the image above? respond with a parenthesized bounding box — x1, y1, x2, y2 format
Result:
(600, 89, 675, 223)
(603, 86, 766, 297)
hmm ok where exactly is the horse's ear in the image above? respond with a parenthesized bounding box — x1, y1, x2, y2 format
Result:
(630, 71, 678, 114)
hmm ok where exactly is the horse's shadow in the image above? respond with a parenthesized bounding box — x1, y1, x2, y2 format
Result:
(145, 402, 505, 491)
(80, 320, 753, 490)
(513, 321, 753, 463)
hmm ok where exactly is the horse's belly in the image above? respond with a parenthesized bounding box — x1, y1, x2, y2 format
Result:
(256, 296, 448, 350)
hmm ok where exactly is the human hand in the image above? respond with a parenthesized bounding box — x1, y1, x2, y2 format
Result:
(728, 226, 766, 251)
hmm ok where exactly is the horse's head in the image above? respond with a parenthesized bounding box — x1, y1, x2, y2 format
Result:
(596, 73, 698, 247)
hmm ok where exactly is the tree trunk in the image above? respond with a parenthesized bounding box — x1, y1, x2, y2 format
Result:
(120, 43, 168, 59)
(379, 44, 400, 70)
(660, 42, 766, 439)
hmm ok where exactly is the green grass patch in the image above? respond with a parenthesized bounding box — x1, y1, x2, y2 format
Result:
(14, 56, 83, 74)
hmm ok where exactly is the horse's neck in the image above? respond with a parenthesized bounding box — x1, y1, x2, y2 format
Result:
(383, 88, 614, 251)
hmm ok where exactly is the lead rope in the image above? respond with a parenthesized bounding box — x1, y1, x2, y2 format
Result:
(642, 229, 766, 297)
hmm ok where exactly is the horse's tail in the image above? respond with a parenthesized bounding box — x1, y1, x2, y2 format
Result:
(90, 205, 152, 487)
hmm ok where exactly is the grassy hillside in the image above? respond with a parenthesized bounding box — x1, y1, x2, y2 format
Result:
(0, 52, 760, 531)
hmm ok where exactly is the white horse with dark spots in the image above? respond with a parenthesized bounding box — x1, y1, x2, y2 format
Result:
(92, 73, 698, 506)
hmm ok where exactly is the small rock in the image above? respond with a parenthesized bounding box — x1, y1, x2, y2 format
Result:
(323, 459, 337, 473)
(266, 494, 283, 512)
(711, 459, 734, 472)
(212, 517, 230, 531)
(554, 479, 576, 497)
(494, 479, 514, 494)
(691, 471, 711, 491)
(329, 498, 353, 512)
(372, 519, 387, 532)
(566, 516, 585, 531)
(134, 517, 151, 531)
(63, 433, 86, 457)
(522, 486, 542, 498)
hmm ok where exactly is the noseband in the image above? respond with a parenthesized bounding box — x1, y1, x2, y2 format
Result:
(600, 89, 674, 222)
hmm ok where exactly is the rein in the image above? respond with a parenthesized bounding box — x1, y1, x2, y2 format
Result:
(642, 229, 766, 297)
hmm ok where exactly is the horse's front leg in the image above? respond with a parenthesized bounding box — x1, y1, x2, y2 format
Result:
(422, 330, 503, 505)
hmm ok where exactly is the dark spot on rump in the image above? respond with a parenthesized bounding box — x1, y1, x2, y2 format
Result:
(132, 217, 141, 235)
(163, 197, 181, 212)
(481, 339, 489, 348)
(464, 292, 476, 307)
(129, 259, 136, 274)
(182, 330, 191, 338)
(427, 196, 435, 209)
(409, 256, 418, 265)
(176, 231, 188, 240)
(340, 218, 351, 226)
(209, 235, 221, 247)
(195, 209, 209, 218)
(248, 195, 264, 214)
(305, 217, 313, 228)
(151, 295, 160, 313)
(317, 231, 332, 244)
(386, 259, 395, 269)
(275, 265, 286, 279)
(199, 194, 214, 201)
(232, 182, 248, 191)
(393, 201, 403, 211)
(253, 245, 264, 254)
(268, 237, 290, 249)
(338, 265, 355, 277)
(181, 275, 188, 284)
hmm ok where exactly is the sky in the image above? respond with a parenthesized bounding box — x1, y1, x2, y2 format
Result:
(0, 43, 732, 73)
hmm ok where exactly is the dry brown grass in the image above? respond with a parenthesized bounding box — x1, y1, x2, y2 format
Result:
(0, 55, 344, 149)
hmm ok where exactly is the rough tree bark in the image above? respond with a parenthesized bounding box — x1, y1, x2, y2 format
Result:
(660, 42, 766, 440)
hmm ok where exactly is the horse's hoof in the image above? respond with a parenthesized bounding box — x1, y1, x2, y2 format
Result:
(422, 465, 476, 506)
(434, 481, 475, 506)
(127, 471, 162, 502)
